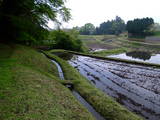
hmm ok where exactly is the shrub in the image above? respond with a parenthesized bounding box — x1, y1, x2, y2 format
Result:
(49, 30, 84, 52)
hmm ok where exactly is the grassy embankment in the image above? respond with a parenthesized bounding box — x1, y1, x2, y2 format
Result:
(0, 44, 94, 120)
(45, 51, 143, 120)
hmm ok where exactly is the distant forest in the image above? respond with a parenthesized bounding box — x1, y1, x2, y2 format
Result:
(77, 17, 155, 37)
(126, 18, 154, 37)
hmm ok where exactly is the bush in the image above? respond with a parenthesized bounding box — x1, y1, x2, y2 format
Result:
(49, 30, 84, 52)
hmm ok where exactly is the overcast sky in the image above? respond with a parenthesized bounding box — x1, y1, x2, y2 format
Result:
(48, 0, 160, 28)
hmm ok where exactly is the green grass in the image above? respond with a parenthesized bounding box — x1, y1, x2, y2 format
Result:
(11, 45, 59, 78)
(0, 44, 94, 120)
(154, 31, 160, 36)
(45, 51, 143, 120)
(0, 59, 15, 95)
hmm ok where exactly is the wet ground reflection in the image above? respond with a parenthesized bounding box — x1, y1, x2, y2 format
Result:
(69, 55, 160, 120)
(108, 51, 160, 64)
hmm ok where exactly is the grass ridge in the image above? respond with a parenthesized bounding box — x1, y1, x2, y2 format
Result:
(45, 51, 143, 120)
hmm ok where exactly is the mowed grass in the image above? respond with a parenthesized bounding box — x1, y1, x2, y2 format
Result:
(45, 51, 143, 120)
(0, 44, 94, 120)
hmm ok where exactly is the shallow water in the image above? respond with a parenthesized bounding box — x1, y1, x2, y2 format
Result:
(69, 55, 160, 120)
(92, 49, 107, 52)
(108, 51, 160, 64)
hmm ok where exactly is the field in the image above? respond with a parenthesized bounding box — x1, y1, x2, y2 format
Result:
(79, 35, 160, 56)
(1, 35, 160, 120)
(69, 55, 160, 120)
(45, 51, 142, 120)
(47, 49, 160, 119)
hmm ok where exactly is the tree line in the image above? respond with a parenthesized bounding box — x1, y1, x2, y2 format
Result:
(79, 16, 126, 35)
(126, 17, 154, 37)
(78, 17, 155, 37)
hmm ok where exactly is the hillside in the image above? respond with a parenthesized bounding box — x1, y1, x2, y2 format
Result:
(0, 44, 94, 120)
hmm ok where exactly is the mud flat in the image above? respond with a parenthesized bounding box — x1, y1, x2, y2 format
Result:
(69, 55, 160, 120)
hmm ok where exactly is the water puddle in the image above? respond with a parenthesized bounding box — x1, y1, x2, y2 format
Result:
(91, 49, 107, 52)
(108, 51, 160, 64)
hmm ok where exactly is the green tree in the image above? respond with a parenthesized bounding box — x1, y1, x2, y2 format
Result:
(49, 30, 84, 52)
(95, 16, 126, 35)
(126, 17, 154, 37)
(113, 16, 126, 35)
(80, 23, 95, 35)
(0, 0, 71, 45)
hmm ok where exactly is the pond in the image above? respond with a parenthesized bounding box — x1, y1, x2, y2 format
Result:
(52, 52, 160, 120)
(108, 51, 160, 64)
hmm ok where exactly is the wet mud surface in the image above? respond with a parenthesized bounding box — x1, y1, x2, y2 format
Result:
(69, 55, 160, 120)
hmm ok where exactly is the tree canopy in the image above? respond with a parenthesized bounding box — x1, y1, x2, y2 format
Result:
(49, 30, 84, 52)
(126, 17, 154, 37)
(96, 16, 126, 35)
(0, 0, 71, 45)
(79, 23, 95, 35)
(79, 16, 126, 35)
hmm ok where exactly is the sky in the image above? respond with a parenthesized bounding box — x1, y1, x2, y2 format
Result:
(48, 0, 160, 28)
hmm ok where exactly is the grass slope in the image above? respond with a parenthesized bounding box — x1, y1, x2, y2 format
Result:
(45, 51, 143, 120)
(0, 44, 94, 120)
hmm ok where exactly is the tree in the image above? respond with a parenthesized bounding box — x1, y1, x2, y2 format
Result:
(0, 0, 71, 45)
(97, 21, 114, 35)
(79, 23, 95, 35)
(126, 17, 154, 37)
(113, 16, 126, 35)
(95, 16, 126, 35)
(49, 30, 84, 52)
